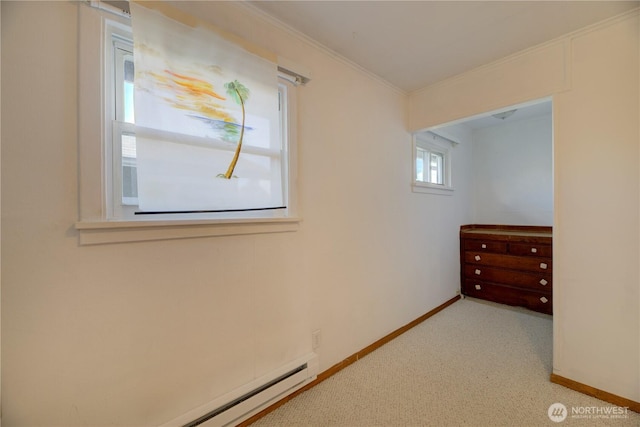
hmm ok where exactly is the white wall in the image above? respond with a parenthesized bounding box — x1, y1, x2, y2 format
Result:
(471, 114, 553, 225)
(411, 10, 639, 403)
(0, 1, 471, 425)
(553, 12, 639, 401)
(5, 2, 635, 425)
(0, 3, 3, 422)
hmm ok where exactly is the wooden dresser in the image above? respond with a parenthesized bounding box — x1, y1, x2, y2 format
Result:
(460, 225, 552, 315)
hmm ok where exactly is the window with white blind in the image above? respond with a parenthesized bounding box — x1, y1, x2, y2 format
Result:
(131, 2, 285, 216)
(109, 31, 293, 220)
(76, 2, 305, 244)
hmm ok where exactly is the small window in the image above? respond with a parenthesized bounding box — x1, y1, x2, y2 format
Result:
(412, 132, 455, 195)
(416, 147, 445, 185)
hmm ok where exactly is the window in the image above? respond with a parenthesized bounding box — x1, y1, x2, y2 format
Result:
(108, 31, 293, 220)
(416, 148, 444, 185)
(77, 3, 305, 244)
(412, 131, 455, 195)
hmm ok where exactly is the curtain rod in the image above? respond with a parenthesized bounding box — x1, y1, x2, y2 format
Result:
(278, 67, 310, 86)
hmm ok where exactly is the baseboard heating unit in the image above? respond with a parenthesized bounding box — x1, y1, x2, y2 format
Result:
(162, 353, 319, 427)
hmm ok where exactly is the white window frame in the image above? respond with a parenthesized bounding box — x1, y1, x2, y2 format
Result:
(412, 131, 455, 195)
(109, 33, 137, 219)
(76, 4, 301, 245)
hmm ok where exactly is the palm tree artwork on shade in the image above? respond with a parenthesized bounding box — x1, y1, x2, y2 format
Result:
(146, 69, 252, 179)
(218, 80, 250, 179)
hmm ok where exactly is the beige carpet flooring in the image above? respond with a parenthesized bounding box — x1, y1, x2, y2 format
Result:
(251, 298, 640, 426)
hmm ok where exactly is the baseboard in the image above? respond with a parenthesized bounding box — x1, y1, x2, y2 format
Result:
(238, 295, 461, 426)
(550, 373, 640, 413)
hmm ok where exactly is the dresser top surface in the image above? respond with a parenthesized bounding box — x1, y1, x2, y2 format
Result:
(460, 224, 552, 240)
(461, 229, 552, 238)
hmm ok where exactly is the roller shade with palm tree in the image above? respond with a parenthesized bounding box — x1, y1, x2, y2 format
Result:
(131, 2, 283, 214)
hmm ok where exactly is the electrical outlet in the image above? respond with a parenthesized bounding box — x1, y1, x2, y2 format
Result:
(312, 330, 321, 349)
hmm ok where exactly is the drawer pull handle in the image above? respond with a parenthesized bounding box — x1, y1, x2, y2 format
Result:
(481, 243, 487, 249)
(531, 247, 538, 253)
(475, 269, 481, 275)
(474, 255, 481, 261)
(540, 262, 548, 270)
(540, 296, 548, 303)
(540, 279, 548, 286)
(475, 284, 482, 290)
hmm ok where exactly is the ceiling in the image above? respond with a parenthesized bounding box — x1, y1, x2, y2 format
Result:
(446, 99, 552, 130)
(249, 1, 638, 93)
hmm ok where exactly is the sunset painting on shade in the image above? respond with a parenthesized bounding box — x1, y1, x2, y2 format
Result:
(153, 69, 230, 118)
(143, 67, 253, 164)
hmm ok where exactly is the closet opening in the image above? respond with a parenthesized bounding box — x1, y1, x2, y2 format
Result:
(418, 97, 554, 314)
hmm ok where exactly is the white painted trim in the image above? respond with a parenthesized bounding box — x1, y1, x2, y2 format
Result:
(280, 79, 300, 218)
(412, 182, 454, 196)
(75, 217, 301, 245)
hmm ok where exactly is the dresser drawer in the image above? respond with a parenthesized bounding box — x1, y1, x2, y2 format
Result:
(463, 280, 552, 314)
(508, 242, 552, 257)
(464, 239, 507, 253)
(464, 252, 551, 273)
(463, 265, 551, 291)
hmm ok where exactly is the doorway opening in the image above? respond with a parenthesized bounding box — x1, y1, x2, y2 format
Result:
(416, 97, 554, 316)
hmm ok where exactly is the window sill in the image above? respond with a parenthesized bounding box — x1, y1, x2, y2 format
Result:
(75, 217, 301, 245)
(412, 182, 455, 196)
